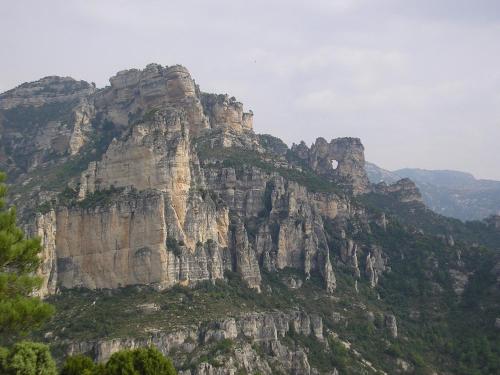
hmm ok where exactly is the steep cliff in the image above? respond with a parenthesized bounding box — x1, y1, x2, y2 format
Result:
(3, 64, 500, 375)
(3, 64, 382, 296)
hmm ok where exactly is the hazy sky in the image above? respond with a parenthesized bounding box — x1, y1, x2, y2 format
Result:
(2, 0, 500, 179)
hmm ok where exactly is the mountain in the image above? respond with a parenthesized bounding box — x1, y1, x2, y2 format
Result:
(365, 162, 500, 221)
(1, 64, 500, 375)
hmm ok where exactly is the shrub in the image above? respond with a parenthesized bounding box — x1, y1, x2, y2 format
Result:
(60, 354, 96, 375)
(105, 347, 177, 375)
(1, 341, 57, 375)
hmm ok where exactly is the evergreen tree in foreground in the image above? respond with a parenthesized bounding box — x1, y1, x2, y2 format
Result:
(0, 171, 54, 341)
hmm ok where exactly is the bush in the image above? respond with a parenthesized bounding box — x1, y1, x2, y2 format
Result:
(60, 354, 96, 375)
(1, 341, 57, 375)
(105, 347, 176, 375)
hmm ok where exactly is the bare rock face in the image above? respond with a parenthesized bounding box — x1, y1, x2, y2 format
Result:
(230, 218, 262, 291)
(374, 178, 423, 203)
(54, 192, 225, 290)
(25, 210, 58, 297)
(205, 168, 338, 292)
(340, 239, 361, 278)
(96, 64, 209, 137)
(49, 109, 230, 290)
(365, 245, 387, 288)
(68, 98, 95, 155)
(291, 137, 370, 195)
(201, 94, 253, 133)
(385, 314, 398, 338)
(449, 269, 470, 296)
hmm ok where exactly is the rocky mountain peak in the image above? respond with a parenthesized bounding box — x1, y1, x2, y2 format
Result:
(0, 75, 95, 110)
(3, 63, 500, 375)
(373, 177, 423, 203)
(291, 136, 370, 195)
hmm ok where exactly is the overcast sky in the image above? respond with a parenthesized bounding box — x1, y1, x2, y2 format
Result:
(1, 0, 500, 179)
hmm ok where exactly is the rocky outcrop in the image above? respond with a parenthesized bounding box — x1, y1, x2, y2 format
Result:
(201, 94, 253, 133)
(0, 76, 95, 110)
(0, 78, 100, 179)
(205, 168, 338, 292)
(27, 210, 58, 297)
(339, 239, 361, 278)
(374, 178, 423, 203)
(449, 269, 470, 296)
(68, 310, 321, 375)
(292, 137, 370, 195)
(365, 246, 387, 288)
(485, 215, 500, 230)
(385, 314, 398, 338)
(68, 98, 95, 155)
(94, 64, 209, 137)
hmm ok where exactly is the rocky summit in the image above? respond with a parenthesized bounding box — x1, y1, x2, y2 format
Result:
(1, 64, 500, 374)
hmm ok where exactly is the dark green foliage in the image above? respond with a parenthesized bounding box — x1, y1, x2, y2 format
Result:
(166, 237, 183, 257)
(262, 181, 274, 216)
(213, 338, 233, 354)
(105, 347, 176, 375)
(60, 354, 96, 375)
(2, 102, 75, 132)
(58, 348, 177, 375)
(0, 341, 57, 375)
(0, 172, 54, 341)
(141, 108, 161, 123)
(283, 322, 353, 373)
(76, 187, 124, 209)
(257, 134, 289, 156)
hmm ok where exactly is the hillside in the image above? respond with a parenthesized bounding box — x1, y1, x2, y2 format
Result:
(1, 64, 500, 375)
(366, 162, 500, 221)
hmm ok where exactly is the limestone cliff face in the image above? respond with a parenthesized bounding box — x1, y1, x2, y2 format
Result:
(51, 191, 226, 290)
(201, 94, 254, 133)
(55, 108, 230, 290)
(94, 64, 208, 137)
(1, 63, 391, 296)
(26, 210, 58, 297)
(204, 167, 339, 292)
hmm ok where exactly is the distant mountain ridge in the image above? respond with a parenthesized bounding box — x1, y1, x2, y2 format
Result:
(366, 162, 500, 221)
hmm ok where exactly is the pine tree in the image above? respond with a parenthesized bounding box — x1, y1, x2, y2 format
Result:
(0, 172, 54, 341)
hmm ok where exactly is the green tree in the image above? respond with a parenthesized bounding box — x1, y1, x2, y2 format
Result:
(0, 341, 56, 375)
(60, 354, 96, 375)
(105, 347, 177, 375)
(0, 172, 54, 340)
